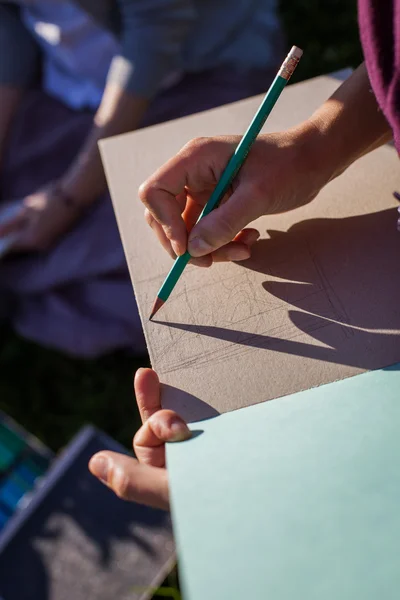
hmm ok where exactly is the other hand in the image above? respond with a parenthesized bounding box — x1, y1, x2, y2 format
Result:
(89, 368, 190, 510)
(0, 182, 84, 252)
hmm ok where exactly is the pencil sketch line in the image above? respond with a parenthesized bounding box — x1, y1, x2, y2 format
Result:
(307, 244, 354, 339)
(158, 318, 335, 375)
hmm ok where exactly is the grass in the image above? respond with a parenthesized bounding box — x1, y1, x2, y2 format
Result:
(0, 326, 146, 450)
(0, 2, 362, 598)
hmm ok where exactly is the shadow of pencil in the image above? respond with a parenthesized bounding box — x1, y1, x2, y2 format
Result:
(155, 316, 399, 371)
(154, 207, 400, 417)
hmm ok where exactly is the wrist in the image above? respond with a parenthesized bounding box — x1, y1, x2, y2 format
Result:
(278, 120, 340, 205)
(57, 173, 101, 209)
(290, 115, 351, 190)
(50, 180, 87, 213)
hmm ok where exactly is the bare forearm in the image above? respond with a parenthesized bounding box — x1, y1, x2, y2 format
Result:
(60, 84, 148, 204)
(0, 86, 24, 162)
(305, 63, 392, 182)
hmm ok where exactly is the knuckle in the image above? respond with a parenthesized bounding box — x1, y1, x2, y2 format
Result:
(162, 223, 174, 241)
(144, 207, 154, 226)
(132, 428, 142, 454)
(110, 465, 130, 501)
(138, 180, 154, 205)
(188, 136, 208, 149)
(145, 184, 163, 210)
(133, 428, 144, 449)
(182, 136, 210, 157)
(147, 410, 176, 441)
(206, 138, 228, 154)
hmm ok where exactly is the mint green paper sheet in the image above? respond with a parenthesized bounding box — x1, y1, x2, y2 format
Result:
(167, 365, 400, 600)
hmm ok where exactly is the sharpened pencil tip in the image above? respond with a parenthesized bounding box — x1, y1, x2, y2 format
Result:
(149, 297, 165, 321)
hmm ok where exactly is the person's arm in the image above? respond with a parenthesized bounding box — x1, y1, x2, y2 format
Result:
(59, 89, 149, 203)
(0, 0, 196, 250)
(139, 63, 393, 263)
(60, 0, 196, 205)
(307, 62, 392, 182)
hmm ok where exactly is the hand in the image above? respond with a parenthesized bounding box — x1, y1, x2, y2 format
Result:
(139, 125, 330, 267)
(89, 368, 190, 510)
(0, 182, 84, 252)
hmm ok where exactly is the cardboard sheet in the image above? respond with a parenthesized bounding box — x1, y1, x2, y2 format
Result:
(100, 76, 400, 420)
(167, 364, 400, 600)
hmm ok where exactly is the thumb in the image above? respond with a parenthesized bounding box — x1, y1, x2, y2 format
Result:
(89, 451, 170, 510)
(188, 184, 261, 257)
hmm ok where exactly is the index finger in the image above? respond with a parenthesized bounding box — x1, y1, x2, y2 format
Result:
(139, 165, 188, 256)
(138, 137, 219, 256)
(134, 368, 162, 423)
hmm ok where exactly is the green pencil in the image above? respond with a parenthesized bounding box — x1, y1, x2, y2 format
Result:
(149, 45, 303, 320)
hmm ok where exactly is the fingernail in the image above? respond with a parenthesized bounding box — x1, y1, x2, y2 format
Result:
(188, 236, 213, 257)
(90, 455, 110, 483)
(169, 418, 191, 442)
(230, 246, 251, 261)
